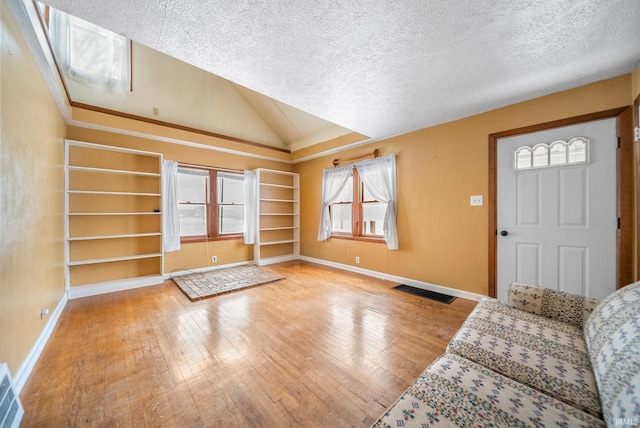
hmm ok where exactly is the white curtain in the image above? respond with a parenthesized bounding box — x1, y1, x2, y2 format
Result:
(356, 155, 398, 250)
(317, 164, 353, 241)
(243, 170, 257, 245)
(48, 7, 131, 91)
(162, 160, 180, 252)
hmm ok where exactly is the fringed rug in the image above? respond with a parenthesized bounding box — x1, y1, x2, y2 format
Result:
(171, 265, 284, 301)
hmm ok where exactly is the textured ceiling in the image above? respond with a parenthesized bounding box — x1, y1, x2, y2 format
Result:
(43, 0, 640, 142)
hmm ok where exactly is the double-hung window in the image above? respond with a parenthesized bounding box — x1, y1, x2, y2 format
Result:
(330, 168, 386, 240)
(217, 173, 244, 234)
(177, 167, 244, 241)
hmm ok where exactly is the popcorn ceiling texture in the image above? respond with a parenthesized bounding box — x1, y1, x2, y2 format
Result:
(44, 0, 640, 140)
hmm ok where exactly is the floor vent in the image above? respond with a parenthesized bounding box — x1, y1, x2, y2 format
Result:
(393, 284, 457, 304)
(0, 364, 23, 428)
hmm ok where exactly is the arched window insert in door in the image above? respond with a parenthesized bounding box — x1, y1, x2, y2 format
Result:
(514, 137, 589, 170)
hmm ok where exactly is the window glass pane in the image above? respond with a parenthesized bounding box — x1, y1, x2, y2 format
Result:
(516, 147, 532, 169)
(363, 202, 387, 235)
(218, 173, 244, 204)
(568, 139, 587, 163)
(178, 205, 206, 236)
(177, 169, 207, 203)
(110, 36, 127, 80)
(532, 145, 548, 167)
(331, 204, 352, 233)
(219, 206, 244, 234)
(69, 19, 109, 79)
(335, 176, 353, 203)
(363, 184, 377, 202)
(549, 142, 567, 165)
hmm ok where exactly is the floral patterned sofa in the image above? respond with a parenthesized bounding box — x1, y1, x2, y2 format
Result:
(373, 281, 640, 427)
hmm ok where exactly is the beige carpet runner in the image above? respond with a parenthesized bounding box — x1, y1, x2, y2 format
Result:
(171, 264, 284, 301)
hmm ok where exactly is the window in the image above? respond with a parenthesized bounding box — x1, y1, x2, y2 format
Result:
(217, 173, 244, 234)
(42, 4, 131, 91)
(514, 137, 589, 170)
(177, 167, 244, 240)
(330, 168, 387, 240)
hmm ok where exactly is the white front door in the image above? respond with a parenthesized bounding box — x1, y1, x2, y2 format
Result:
(497, 118, 617, 302)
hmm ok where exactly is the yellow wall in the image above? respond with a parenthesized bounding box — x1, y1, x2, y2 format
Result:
(66, 125, 293, 274)
(66, 42, 287, 149)
(296, 74, 633, 296)
(70, 107, 292, 163)
(1, 0, 66, 375)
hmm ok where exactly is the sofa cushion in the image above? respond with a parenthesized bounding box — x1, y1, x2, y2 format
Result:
(372, 353, 604, 427)
(507, 283, 600, 329)
(446, 298, 601, 417)
(584, 281, 640, 427)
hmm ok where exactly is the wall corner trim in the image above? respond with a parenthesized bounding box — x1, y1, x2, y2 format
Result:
(299, 256, 486, 302)
(13, 291, 68, 395)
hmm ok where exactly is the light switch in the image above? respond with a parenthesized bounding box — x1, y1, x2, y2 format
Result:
(470, 195, 483, 206)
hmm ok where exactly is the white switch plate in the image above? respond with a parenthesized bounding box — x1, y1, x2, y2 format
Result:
(470, 195, 483, 206)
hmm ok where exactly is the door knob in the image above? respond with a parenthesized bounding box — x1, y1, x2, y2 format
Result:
(500, 230, 508, 236)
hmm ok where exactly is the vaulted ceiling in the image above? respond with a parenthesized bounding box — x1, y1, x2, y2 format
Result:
(43, 0, 640, 150)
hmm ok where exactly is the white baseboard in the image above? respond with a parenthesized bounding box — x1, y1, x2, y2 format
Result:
(13, 291, 68, 394)
(67, 275, 165, 299)
(299, 256, 485, 302)
(257, 254, 299, 266)
(165, 261, 252, 278)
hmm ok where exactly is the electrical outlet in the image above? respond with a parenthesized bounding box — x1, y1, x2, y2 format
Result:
(40, 308, 49, 320)
(355, 256, 360, 264)
(211, 256, 217, 263)
(470, 195, 483, 206)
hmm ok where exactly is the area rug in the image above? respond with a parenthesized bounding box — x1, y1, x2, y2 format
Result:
(171, 265, 284, 301)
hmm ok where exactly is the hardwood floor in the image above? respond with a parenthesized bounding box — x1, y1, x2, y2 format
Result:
(20, 261, 477, 427)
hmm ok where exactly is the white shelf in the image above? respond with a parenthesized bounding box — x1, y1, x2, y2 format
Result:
(68, 253, 162, 266)
(68, 165, 161, 177)
(260, 183, 298, 189)
(69, 190, 161, 196)
(69, 212, 161, 216)
(260, 213, 298, 216)
(254, 168, 300, 266)
(260, 227, 298, 231)
(260, 239, 297, 246)
(68, 232, 161, 241)
(64, 140, 164, 290)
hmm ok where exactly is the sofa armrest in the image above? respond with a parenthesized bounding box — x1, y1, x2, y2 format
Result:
(506, 283, 600, 329)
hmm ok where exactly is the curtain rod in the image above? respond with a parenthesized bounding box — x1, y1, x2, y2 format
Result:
(178, 162, 242, 174)
(333, 149, 379, 167)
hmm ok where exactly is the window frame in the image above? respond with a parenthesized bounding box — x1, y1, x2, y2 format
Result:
(330, 168, 385, 243)
(177, 166, 245, 243)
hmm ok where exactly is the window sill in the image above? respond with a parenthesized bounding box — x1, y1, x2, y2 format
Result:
(180, 234, 244, 244)
(330, 234, 386, 244)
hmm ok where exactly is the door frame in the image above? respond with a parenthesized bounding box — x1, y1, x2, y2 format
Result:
(635, 94, 640, 279)
(488, 106, 635, 297)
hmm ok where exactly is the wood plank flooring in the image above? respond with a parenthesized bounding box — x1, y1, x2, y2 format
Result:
(20, 261, 477, 427)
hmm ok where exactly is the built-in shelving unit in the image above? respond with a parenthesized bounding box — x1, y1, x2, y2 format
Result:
(64, 140, 164, 293)
(254, 169, 300, 266)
